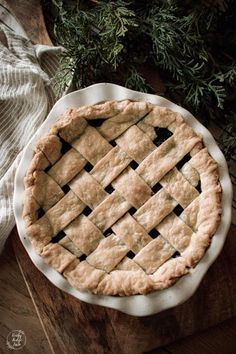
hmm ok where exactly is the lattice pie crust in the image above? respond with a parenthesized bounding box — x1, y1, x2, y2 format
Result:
(23, 100, 222, 296)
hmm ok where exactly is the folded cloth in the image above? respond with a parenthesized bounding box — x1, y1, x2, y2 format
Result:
(0, 22, 62, 252)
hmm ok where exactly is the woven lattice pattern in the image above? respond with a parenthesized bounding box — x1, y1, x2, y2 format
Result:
(23, 100, 221, 295)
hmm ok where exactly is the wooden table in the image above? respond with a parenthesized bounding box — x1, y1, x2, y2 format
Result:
(1, 1, 236, 353)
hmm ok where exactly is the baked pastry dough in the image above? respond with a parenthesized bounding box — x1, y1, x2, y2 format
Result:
(23, 100, 222, 295)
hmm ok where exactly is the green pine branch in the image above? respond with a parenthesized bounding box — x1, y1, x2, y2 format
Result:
(42, 0, 236, 159)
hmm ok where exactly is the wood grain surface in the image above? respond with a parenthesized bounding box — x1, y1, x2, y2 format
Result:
(158, 317, 236, 354)
(11, 224, 236, 354)
(2, 0, 52, 45)
(0, 239, 51, 354)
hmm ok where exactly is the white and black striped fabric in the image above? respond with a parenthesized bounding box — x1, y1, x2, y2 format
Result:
(0, 4, 62, 252)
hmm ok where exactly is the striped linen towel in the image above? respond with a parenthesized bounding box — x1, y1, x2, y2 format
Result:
(0, 7, 62, 252)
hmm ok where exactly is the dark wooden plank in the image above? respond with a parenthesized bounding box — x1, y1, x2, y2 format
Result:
(2, 0, 52, 45)
(163, 316, 236, 354)
(11, 225, 236, 354)
(0, 239, 52, 354)
(173, 316, 236, 354)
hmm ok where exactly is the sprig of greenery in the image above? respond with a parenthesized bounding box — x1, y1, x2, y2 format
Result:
(43, 0, 236, 159)
(219, 113, 236, 160)
(96, 1, 137, 68)
(125, 67, 152, 92)
(51, 0, 138, 93)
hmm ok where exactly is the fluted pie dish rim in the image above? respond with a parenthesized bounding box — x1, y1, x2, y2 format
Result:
(14, 83, 232, 316)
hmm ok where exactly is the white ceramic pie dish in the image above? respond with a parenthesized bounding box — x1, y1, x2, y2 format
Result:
(14, 83, 232, 316)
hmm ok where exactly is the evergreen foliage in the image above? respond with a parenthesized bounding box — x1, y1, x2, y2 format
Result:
(44, 0, 236, 158)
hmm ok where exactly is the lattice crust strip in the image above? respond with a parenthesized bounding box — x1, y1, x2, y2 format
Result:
(23, 100, 222, 296)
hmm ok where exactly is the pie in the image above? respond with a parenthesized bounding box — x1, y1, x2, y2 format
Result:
(22, 100, 222, 296)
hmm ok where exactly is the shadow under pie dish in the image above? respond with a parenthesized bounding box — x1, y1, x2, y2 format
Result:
(21, 98, 222, 297)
